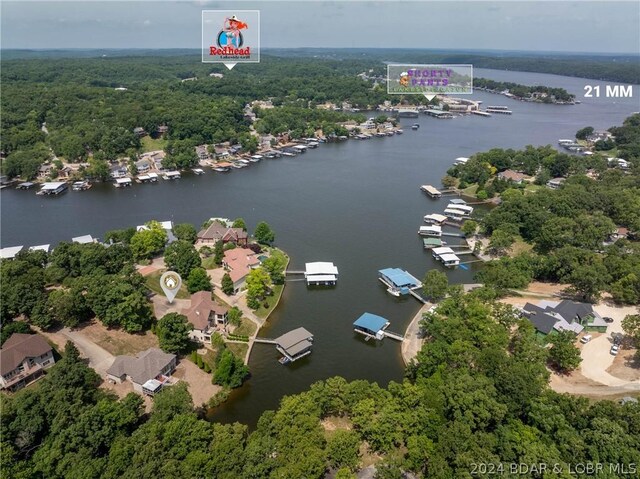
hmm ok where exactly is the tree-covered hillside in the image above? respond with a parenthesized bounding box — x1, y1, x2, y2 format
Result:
(2, 288, 639, 478)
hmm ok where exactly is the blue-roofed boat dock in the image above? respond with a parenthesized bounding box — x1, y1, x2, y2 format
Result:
(353, 313, 403, 342)
(378, 268, 421, 297)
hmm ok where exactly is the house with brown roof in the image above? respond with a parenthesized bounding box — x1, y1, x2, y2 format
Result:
(223, 248, 261, 293)
(106, 348, 176, 396)
(0, 333, 55, 392)
(181, 291, 229, 342)
(497, 169, 527, 184)
(197, 223, 248, 246)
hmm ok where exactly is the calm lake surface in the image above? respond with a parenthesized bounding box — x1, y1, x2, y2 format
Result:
(1, 69, 638, 427)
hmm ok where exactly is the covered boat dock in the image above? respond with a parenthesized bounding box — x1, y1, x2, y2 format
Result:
(274, 327, 314, 364)
(378, 268, 421, 296)
(304, 262, 339, 285)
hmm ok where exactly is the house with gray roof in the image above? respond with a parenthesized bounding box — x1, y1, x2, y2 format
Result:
(106, 348, 177, 396)
(522, 300, 607, 337)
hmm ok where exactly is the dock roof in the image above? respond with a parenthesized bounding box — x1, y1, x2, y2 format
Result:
(354, 313, 389, 333)
(305, 262, 338, 276)
(0, 246, 24, 259)
(378, 268, 420, 288)
(29, 244, 50, 253)
(41, 181, 67, 190)
(72, 235, 95, 244)
(275, 327, 314, 356)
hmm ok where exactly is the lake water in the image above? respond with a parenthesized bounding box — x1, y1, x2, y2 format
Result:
(1, 69, 638, 427)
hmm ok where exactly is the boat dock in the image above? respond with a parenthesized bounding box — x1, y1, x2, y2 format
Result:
(381, 330, 404, 341)
(255, 328, 314, 364)
(441, 232, 464, 238)
(420, 185, 442, 198)
(408, 287, 428, 304)
(472, 111, 492, 117)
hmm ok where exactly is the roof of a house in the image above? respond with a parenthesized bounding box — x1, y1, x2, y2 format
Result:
(181, 291, 229, 331)
(354, 313, 389, 333)
(498, 169, 527, 182)
(528, 311, 558, 335)
(554, 300, 595, 322)
(0, 334, 52, 375)
(274, 327, 314, 356)
(106, 348, 176, 385)
(198, 223, 248, 242)
(378, 268, 420, 288)
(224, 248, 260, 285)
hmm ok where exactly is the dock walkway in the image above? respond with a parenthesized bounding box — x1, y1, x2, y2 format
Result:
(253, 338, 277, 344)
(409, 288, 428, 304)
(382, 330, 404, 341)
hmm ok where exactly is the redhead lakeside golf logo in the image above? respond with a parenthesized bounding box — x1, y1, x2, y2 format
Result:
(202, 10, 260, 65)
(388, 64, 473, 95)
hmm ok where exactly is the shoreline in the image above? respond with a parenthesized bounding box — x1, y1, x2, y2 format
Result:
(241, 249, 290, 364)
(401, 302, 432, 365)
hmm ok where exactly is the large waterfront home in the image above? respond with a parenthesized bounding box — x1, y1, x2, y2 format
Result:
(223, 248, 261, 293)
(0, 333, 55, 392)
(522, 300, 609, 338)
(197, 223, 248, 246)
(181, 291, 229, 342)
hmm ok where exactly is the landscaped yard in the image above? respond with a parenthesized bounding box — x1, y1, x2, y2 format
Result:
(145, 270, 191, 300)
(226, 342, 249, 361)
(461, 184, 479, 197)
(233, 317, 257, 337)
(141, 135, 167, 152)
(255, 284, 285, 319)
(524, 183, 544, 195)
(201, 256, 218, 269)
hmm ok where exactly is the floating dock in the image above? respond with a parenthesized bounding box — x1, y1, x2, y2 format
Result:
(255, 327, 315, 364)
(472, 111, 492, 117)
(420, 185, 442, 198)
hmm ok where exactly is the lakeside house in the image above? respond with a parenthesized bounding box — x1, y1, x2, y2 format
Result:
(197, 223, 248, 246)
(133, 127, 146, 137)
(522, 300, 609, 338)
(546, 177, 566, 189)
(106, 348, 176, 396)
(497, 169, 527, 184)
(222, 248, 260, 293)
(135, 159, 152, 173)
(136, 221, 176, 244)
(110, 164, 128, 179)
(0, 333, 55, 392)
(181, 291, 229, 342)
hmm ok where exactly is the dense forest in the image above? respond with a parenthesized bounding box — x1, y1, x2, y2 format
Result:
(445, 114, 640, 304)
(2, 287, 639, 478)
(473, 78, 575, 102)
(4, 50, 636, 180)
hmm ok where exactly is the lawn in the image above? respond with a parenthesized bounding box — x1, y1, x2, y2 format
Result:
(233, 317, 257, 337)
(509, 237, 534, 257)
(461, 184, 479, 197)
(201, 256, 218, 269)
(524, 183, 544, 195)
(145, 270, 191, 300)
(141, 135, 167, 152)
(226, 342, 249, 361)
(255, 284, 284, 319)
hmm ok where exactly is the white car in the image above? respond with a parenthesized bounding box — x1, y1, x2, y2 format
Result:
(580, 335, 592, 344)
(610, 345, 620, 356)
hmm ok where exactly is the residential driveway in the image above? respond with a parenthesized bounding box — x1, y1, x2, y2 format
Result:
(579, 303, 640, 390)
(60, 327, 115, 376)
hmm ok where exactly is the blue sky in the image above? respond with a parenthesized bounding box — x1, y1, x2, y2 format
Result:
(2, 1, 639, 53)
